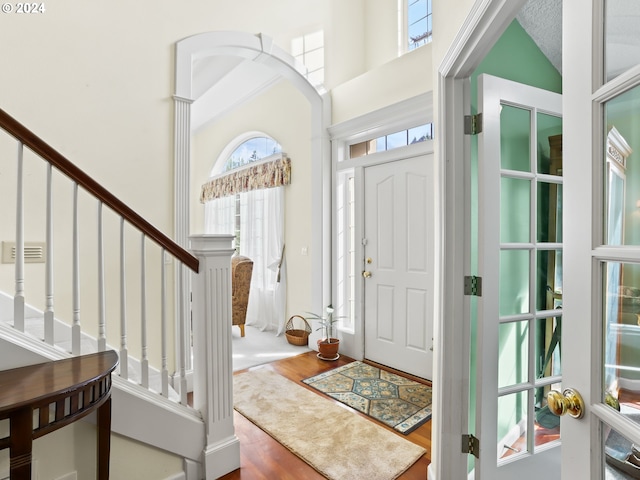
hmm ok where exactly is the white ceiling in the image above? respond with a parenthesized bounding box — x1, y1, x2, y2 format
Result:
(517, 0, 562, 74)
(518, 0, 640, 79)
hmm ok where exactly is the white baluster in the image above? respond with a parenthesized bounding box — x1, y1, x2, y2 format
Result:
(14, 142, 25, 332)
(140, 234, 149, 389)
(119, 218, 128, 379)
(161, 249, 169, 397)
(178, 261, 188, 405)
(44, 164, 54, 345)
(72, 183, 81, 355)
(98, 201, 106, 352)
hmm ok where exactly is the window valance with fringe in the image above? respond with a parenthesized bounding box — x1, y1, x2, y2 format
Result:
(200, 156, 291, 203)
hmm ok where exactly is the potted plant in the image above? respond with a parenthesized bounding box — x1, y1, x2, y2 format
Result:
(306, 305, 341, 361)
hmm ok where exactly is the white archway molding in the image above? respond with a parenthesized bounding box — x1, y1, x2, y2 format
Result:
(173, 30, 331, 327)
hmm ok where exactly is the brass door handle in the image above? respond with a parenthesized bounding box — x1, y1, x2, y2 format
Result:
(547, 388, 585, 419)
(362, 271, 372, 278)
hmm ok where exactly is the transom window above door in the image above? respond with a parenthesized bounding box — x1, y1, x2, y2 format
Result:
(348, 123, 433, 159)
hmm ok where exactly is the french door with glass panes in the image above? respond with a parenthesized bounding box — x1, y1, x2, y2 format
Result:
(475, 74, 563, 480)
(561, 0, 640, 478)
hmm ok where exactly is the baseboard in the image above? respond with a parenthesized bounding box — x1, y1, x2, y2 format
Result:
(54, 473, 77, 480)
(164, 472, 186, 480)
(498, 419, 526, 459)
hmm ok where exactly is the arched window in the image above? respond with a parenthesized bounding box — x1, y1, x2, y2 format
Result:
(220, 137, 282, 173)
(203, 134, 288, 335)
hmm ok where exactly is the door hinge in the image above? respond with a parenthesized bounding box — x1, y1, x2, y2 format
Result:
(462, 434, 480, 458)
(464, 113, 483, 135)
(464, 275, 482, 296)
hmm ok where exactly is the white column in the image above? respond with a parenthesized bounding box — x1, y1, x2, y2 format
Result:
(189, 234, 239, 480)
(174, 95, 193, 378)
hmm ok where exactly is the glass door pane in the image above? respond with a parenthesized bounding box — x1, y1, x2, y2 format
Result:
(597, 77, 640, 480)
(475, 74, 562, 478)
(498, 99, 563, 463)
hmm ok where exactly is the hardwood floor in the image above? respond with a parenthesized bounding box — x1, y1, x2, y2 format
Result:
(219, 351, 431, 480)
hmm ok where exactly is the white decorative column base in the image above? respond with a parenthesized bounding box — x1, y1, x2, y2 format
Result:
(190, 234, 239, 479)
(202, 436, 241, 479)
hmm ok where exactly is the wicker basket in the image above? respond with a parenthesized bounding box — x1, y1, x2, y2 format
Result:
(285, 315, 311, 346)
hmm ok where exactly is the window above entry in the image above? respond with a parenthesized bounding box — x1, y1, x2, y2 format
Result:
(402, 0, 432, 53)
(349, 123, 433, 159)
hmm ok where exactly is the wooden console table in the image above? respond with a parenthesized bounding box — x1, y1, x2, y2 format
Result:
(0, 350, 119, 479)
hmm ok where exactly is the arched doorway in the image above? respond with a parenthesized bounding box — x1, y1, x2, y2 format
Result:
(173, 31, 331, 368)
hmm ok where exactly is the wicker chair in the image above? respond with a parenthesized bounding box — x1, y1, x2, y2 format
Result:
(231, 255, 253, 337)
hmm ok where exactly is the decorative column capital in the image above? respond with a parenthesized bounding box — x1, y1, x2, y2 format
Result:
(173, 95, 194, 105)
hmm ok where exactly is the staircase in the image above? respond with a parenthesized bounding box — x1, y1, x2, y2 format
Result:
(0, 109, 239, 479)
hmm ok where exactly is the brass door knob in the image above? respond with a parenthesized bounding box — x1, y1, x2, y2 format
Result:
(362, 271, 372, 278)
(547, 387, 585, 419)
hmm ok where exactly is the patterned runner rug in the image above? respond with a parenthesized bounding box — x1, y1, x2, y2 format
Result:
(303, 361, 432, 434)
(234, 368, 426, 480)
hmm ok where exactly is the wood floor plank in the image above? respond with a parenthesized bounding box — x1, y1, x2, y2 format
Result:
(221, 351, 431, 479)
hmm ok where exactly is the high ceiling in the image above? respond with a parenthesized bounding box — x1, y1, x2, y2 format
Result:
(190, 1, 640, 132)
(518, 0, 640, 79)
(517, 0, 562, 74)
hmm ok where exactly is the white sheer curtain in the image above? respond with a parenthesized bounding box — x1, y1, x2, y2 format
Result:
(204, 195, 235, 236)
(240, 187, 286, 334)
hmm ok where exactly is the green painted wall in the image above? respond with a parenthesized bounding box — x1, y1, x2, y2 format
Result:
(467, 19, 563, 467)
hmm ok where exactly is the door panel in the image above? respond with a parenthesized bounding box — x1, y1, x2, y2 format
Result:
(475, 74, 562, 479)
(363, 155, 433, 379)
(562, 2, 640, 477)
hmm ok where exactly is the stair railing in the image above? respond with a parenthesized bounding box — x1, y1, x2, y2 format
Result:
(0, 108, 198, 404)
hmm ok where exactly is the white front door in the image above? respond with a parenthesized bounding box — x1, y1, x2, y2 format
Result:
(562, 1, 640, 478)
(363, 155, 433, 379)
(475, 74, 563, 479)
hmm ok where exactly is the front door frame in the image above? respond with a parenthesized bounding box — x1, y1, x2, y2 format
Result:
(328, 93, 433, 362)
(434, 1, 528, 478)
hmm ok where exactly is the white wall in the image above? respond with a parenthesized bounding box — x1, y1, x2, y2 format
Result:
(0, 0, 401, 350)
(0, 0, 438, 475)
(331, 45, 432, 125)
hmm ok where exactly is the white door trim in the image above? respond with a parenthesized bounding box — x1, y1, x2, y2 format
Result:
(329, 94, 434, 362)
(434, 1, 528, 479)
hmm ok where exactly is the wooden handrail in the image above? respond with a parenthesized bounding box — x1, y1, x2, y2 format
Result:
(0, 108, 199, 272)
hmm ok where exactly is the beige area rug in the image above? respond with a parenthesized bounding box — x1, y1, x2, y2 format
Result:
(233, 368, 427, 480)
